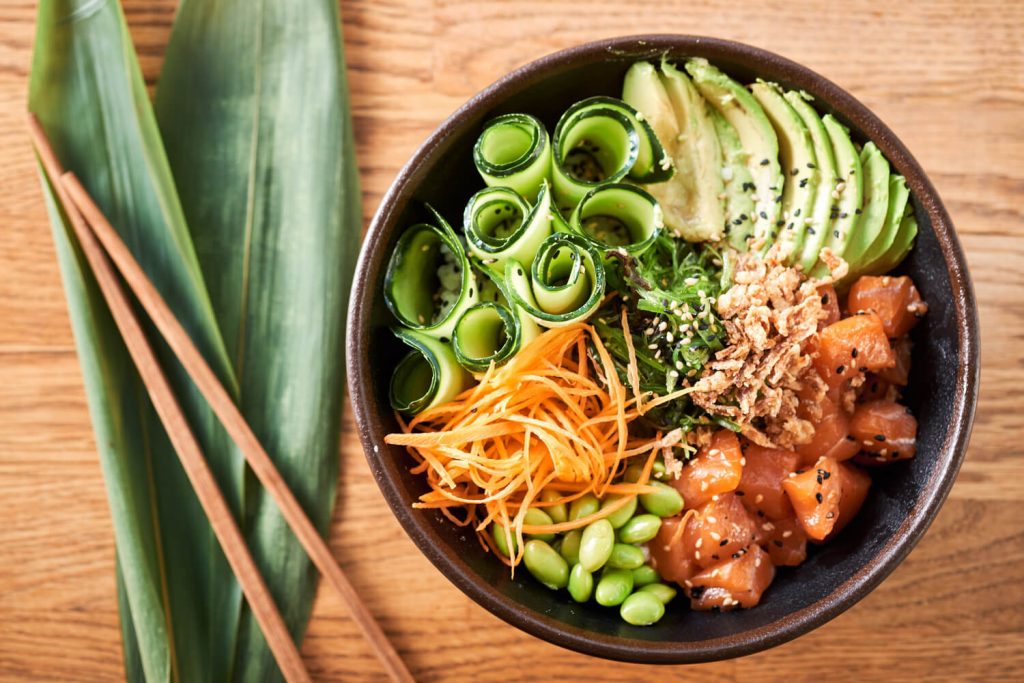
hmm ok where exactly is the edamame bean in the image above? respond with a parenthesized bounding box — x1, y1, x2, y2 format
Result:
(595, 568, 634, 607)
(603, 495, 638, 529)
(652, 459, 666, 478)
(567, 564, 594, 603)
(631, 564, 661, 587)
(523, 540, 569, 589)
(620, 590, 665, 625)
(639, 481, 684, 517)
(606, 543, 645, 570)
(540, 489, 568, 524)
(569, 493, 600, 521)
(579, 519, 615, 572)
(618, 514, 662, 544)
(491, 523, 517, 558)
(559, 528, 583, 565)
(623, 464, 643, 484)
(639, 583, 678, 604)
(523, 507, 556, 542)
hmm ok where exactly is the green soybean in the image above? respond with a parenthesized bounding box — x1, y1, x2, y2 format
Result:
(569, 493, 600, 521)
(579, 519, 615, 572)
(523, 507, 556, 542)
(652, 459, 666, 478)
(618, 514, 662, 544)
(603, 494, 638, 529)
(607, 543, 645, 570)
(523, 540, 569, 589)
(623, 464, 643, 484)
(631, 564, 661, 587)
(567, 564, 594, 603)
(491, 523, 517, 558)
(559, 528, 583, 566)
(620, 590, 666, 625)
(540, 489, 568, 524)
(595, 568, 634, 607)
(639, 583, 678, 604)
(639, 481, 684, 517)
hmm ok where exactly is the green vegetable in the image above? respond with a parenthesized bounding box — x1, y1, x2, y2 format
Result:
(474, 113, 552, 201)
(568, 564, 595, 603)
(841, 142, 891, 270)
(638, 582, 678, 604)
(523, 540, 570, 589)
(620, 590, 666, 625)
(811, 115, 864, 277)
(618, 514, 662, 544)
(631, 565, 661, 587)
(463, 182, 554, 268)
(559, 529, 583, 565)
(857, 175, 911, 277)
(491, 523, 518, 558)
(607, 543, 646, 570)
(540, 489, 568, 524)
(595, 568, 635, 607)
(523, 507, 556, 542)
(390, 328, 470, 413)
(570, 183, 662, 255)
(579, 519, 616, 572)
(639, 481, 685, 518)
(602, 495, 638, 529)
(569, 494, 600, 521)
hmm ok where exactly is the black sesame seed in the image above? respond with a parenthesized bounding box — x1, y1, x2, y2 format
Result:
(739, 213, 749, 221)
(799, 178, 808, 188)
(815, 492, 824, 504)
(760, 158, 770, 166)
(807, 227, 816, 235)
(731, 552, 742, 559)
(712, 554, 720, 560)
(874, 434, 886, 442)
(773, 540, 784, 547)
(855, 207, 863, 215)
(759, 211, 768, 220)
(840, 212, 849, 219)
(733, 218, 743, 226)
(833, 229, 840, 238)
(757, 510, 765, 517)
(817, 474, 823, 484)
(795, 208, 802, 217)
(836, 365, 846, 374)
(846, 435, 856, 442)
(851, 348, 859, 358)
(690, 586, 706, 598)
(776, 219, 785, 227)
(735, 490, 745, 496)
(517, 268, 523, 276)
(791, 168, 800, 176)
(742, 182, 756, 192)
(825, 511, 835, 519)
(807, 162, 817, 169)
(719, 539, 729, 546)
(822, 294, 830, 304)
(440, 337, 450, 343)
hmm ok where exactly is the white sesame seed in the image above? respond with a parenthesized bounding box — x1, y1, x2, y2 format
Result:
(669, 370, 679, 378)
(684, 580, 693, 588)
(710, 531, 722, 541)
(762, 522, 775, 532)
(782, 530, 793, 538)
(706, 516, 718, 524)
(755, 557, 762, 567)
(666, 332, 674, 343)
(740, 457, 747, 466)
(755, 494, 764, 503)
(696, 538, 703, 548)
(695, 550, 701, 560)
(700, 481, 709, 492)
(711, 494, 719, 501)
(648, 343, 659, 350)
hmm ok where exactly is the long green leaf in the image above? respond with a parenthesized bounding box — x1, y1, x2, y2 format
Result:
(29, 1, 246, 680)
(155, 0, 360, 679)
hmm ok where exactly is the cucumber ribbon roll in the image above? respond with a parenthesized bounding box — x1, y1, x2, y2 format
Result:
(570, 183, 662, 256)
(389, 327, 470, 414)
(463, 180, 554, 268)
(473, 113, 551, 202)
(551, 96, 674, 208)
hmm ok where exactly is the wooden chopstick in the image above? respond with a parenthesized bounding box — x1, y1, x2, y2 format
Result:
(28, 115, 415, 683)
(28, 116, 311, 683)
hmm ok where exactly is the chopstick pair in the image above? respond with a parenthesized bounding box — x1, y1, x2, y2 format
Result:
(28, 115, 414, 683)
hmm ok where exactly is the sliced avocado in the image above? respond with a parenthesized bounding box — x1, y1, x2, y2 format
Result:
(657, 61, 726, 242)
(865, 203, 917, 276)
(841, 142, 890, 271)
(750, 82, 818, 262)
(786, 91, 838, 273)
(810, 115, 864, 277)
(856, 174, 910, 278)
(686, 58, 782, 252)
(710, 108, 757, 251)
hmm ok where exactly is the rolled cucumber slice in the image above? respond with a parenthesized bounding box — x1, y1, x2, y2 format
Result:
(551, 96, 672, 208)
(464, 180, 554, 268)
(383, 209, 479, 339)
(389, 327, 470, 414)
(686, 58, 782, 251)
(840, 142, 891, 271)
(711, 108, 757, 251)
(750, 82, 819, 261)
(570, 183, 662, 256)
(856, 174, 910, 278)
(504, 232, 606, 327)
(811, 115, 863, 277)
(473, 113, 551, 202)
(451, 302, 523, 372)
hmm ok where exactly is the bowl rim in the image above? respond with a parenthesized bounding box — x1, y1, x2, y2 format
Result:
(346, 34, 980, 663)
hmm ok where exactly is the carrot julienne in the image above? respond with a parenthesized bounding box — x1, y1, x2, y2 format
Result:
(385, 322, 682, 568)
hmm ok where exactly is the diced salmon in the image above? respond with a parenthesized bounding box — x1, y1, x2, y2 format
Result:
(818, 284, 841, 329)
(687, 544, 775, 610)
(858, 374, 892, 402)
(824, 462, 872, 539)
(670, 430, 743, 509)
(847, 275, 926, 338)
(683, 494, 758, 568)
(737, 443, 800, 520)
(814, 313, 896, 387)
(877, 336, 912, 386)
(648, 515, 697, 585)
(796, 394, 859, 467)
(760, 516, 808, 566)
(782, 456, 842, 541)
(849, 400, 917, 462)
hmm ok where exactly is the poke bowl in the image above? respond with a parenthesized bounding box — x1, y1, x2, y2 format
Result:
(346, 35, 979, 663)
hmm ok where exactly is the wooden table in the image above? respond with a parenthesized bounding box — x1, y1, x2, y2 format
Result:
(1, 1, 1022, 680)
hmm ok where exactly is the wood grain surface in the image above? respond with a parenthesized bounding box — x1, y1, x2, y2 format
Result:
(1, 0, 1022, 680)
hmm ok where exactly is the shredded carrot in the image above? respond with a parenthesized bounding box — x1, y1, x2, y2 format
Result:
(385, 322, 672, 568)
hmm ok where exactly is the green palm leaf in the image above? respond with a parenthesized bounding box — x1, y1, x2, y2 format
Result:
(29, 1, 246, 680)
(155, 0, 360, 679)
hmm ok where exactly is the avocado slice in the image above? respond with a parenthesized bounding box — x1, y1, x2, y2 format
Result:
(810, 115, 864, 277)
(710, 108, 757, 251)
(841, 142, 890, 271)
(786, 91, 838, 273)
(686, 58, 782, 252)
(855, 174, 910, 278)
(865, 202, 917, 276)
(750, 81, 818, 262)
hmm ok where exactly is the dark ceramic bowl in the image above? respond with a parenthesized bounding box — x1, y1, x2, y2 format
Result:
(346, 35, 979, 663)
